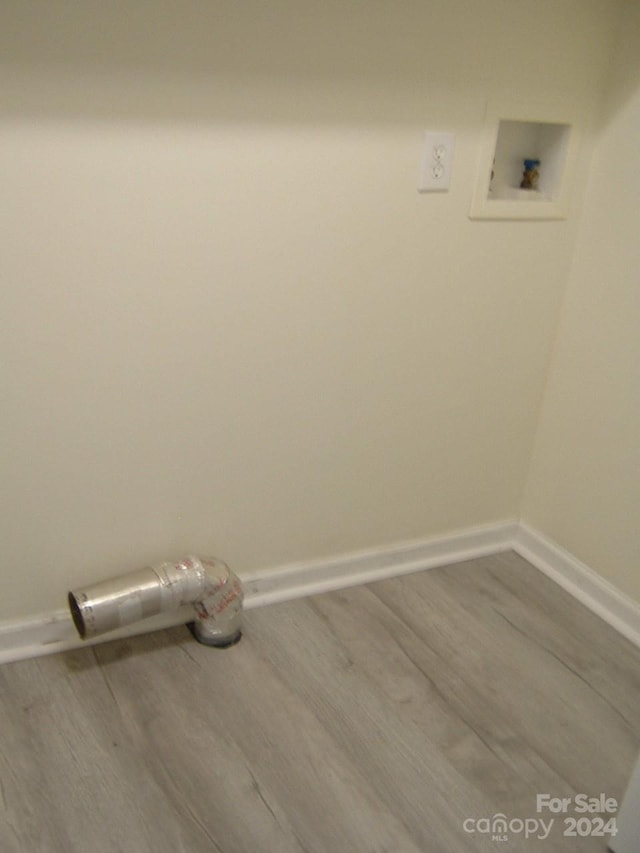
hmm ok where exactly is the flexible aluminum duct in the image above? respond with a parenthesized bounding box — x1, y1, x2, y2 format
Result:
(68, 555, 243, 647)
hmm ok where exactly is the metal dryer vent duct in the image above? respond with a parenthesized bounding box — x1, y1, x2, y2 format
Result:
(68, 555, 244, 648)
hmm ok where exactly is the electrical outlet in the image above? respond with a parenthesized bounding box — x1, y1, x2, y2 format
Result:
(418, 132, 455, 192)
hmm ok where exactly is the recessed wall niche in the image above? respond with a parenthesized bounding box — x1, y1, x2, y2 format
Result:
(470, 101, 580, 220)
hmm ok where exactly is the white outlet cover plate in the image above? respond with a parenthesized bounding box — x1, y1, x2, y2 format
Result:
(418, 131, 454, 193)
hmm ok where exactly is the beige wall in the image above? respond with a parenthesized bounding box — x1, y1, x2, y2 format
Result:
(0, 2, 619, 619)
(522, 0, 640, 601)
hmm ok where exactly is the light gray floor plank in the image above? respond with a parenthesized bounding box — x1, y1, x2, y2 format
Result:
(1, 551, 639, 852)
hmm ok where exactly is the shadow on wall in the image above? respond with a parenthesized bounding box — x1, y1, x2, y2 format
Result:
(597, 0, 640, 131)
(0, 0, 619, 125)
(2, 0, 455, 124)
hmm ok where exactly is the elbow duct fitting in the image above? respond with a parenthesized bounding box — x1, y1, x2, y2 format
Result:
(68, 556, 244, 648)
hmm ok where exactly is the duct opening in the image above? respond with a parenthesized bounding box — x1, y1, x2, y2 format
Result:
(68, 592, 86, 639)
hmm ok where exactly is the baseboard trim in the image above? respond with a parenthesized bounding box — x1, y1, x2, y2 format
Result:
(513, 523, 640, 649)
(242, 520, 518, 608)
(0, 520, 517, 665)
(2, 519, 639, 664)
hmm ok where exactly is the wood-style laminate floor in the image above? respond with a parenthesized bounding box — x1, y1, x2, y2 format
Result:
(1, 551, 639, 852)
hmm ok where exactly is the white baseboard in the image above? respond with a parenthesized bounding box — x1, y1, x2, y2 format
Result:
(0, 520, 517, 665)
(513, 523, 640, 649)
(242, 520, 518, 608)
(1, 519, 639, 665)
